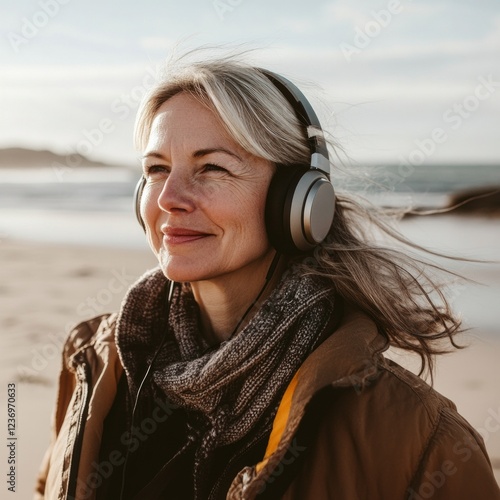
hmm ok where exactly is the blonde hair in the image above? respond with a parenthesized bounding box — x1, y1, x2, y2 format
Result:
(135, 57, 309, 165)
(135, 52, 463, 378)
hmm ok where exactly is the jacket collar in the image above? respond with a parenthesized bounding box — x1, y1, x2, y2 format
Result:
(229, 307, 389, 498)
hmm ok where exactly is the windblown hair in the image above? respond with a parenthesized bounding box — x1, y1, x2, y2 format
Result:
(135, 55, 309, 164)
(135, 51, 463, 377)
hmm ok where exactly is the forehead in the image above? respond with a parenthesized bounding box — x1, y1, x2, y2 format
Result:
(146, 93, 234, 150)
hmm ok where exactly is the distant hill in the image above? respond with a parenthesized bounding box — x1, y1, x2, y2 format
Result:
(0, 147, 116, 168)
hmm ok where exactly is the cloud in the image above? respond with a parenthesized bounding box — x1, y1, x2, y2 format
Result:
(47, 22, 129, 49)
(325, 2, 371, 25)
(139, 36, 176, 51)
(1, 62, 160, 87)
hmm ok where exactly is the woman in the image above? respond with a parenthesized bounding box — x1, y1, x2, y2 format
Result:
(36, 55, 500, 499)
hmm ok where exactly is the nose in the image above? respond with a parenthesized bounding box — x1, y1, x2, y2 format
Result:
(157, 169, 195, 214)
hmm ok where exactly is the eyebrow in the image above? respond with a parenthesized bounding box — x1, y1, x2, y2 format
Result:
(142, 147, 242, 162)
(193, 148, 242, 161)
(141, 151, 166, 161)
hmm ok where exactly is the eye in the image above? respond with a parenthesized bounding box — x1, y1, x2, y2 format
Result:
(203, 163, 228, 173)
(144, 164, 169, 177)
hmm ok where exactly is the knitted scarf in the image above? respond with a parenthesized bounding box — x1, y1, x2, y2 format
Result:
(116, 265, 335, 488)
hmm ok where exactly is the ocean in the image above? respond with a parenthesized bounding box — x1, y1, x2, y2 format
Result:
(1, 163, 499, 210)
(0, 163, 499, 248)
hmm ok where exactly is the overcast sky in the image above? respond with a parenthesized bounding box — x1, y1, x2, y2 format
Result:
(1, 0, 499, 166)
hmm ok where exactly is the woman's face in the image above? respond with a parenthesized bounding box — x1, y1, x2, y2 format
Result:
(141, 92, 275, 284)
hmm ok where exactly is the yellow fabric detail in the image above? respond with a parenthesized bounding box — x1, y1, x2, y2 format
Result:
(255, 369, 301, 473)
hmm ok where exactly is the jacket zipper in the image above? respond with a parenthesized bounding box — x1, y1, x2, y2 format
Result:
(66, 352, 92, 499)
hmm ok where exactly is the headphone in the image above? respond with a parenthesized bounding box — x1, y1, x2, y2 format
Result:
(134, 69, 335, 255)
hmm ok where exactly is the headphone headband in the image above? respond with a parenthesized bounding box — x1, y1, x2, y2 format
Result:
(259, 69, 331, 176)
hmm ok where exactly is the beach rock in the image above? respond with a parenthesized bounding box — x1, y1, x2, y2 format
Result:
(446, 186, 500, 215)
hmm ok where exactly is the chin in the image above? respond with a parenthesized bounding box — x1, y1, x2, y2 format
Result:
(157, 253, 215, 283)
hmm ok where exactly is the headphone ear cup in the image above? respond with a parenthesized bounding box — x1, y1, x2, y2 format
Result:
(134, 176, 147, 231)
(266, 165, 335, 255)
(265, 165, 309, 255)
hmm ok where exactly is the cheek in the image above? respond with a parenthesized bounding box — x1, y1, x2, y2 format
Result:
(225, 188, 269, 244)
(221, 174, 272, 243)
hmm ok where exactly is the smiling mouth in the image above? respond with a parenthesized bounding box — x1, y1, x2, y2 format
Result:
(162, 228, 211, 245)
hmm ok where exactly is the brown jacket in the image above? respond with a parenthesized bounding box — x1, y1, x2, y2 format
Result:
(36, 309, 500, 499)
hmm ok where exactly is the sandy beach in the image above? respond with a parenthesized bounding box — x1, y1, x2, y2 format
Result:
(0, 239, 157, 498)
(1, 227, 499, 497)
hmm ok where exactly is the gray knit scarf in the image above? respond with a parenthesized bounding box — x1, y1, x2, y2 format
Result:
(116, 265, 335, 473)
